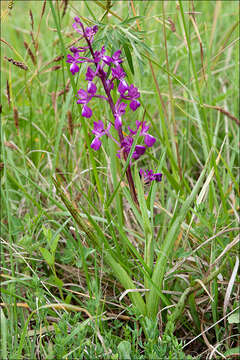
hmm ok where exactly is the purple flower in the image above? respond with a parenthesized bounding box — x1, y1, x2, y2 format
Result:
(72, 17, 84, 34)
(91, 120, 111, 150)
(118, 80, 129, 96)
(103, 50, 123, 66)
(129, 100, 140, 111)
(106, 79, 114, 92)
(128, 121, 156, 147)
(70, 46, 80, 54)
(66, 53, 80, 75)
(94, 46, 106, 63)
(87, 81, 97, 95)
(119, 136, 146, 160)
(123, 84, 140, 111)
(111, 50, 123, 65)
(85, 67, 96, 81)
(72, 18, 98, 43)
(77, 82, 97, 118)
(139, 169, 162, 183)
(114, 102, 127, 130)
(112, 65, 126, 81)
(117, 83, 140, 111)
(82, 105, 92, 118)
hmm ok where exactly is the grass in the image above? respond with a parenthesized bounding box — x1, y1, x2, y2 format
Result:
(1, 0, 239, 359)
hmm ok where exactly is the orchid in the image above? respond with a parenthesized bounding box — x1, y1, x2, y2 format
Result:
(139, 169, 162, 183)
(66, 20, 161, 204)
(76, 81, 97, 118)
(91, 120, 111, 150)
(128, 121, 156, 147)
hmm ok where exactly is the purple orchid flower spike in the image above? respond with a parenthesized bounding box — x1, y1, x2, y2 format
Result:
(91, 120, 111, 150)
(128, 121, 156, 147)
(67, 18, 161, 205)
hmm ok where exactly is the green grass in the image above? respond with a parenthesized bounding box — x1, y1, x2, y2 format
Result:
(1, 0, 239, 359)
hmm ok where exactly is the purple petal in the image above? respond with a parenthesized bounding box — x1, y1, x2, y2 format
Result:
(92, 25, 98, 34)
(82, 105, 92, 118)
(154, 173, 162, 182)
(91, 137, 101, 151)
(118, 80, 129, 95)
(70, 46, 79, 54)
(112, 65, 126, 80)
(92, 120, 104, 134)
(130, 100, 140, 111)
(85, 67, 95, 81)
(102, 55, 113, 65)
(115, 115, 122, 130)
(140, 121, 150, 134)
(87, 81, 97, 95)
(72, 22, 83, 34)
(132, 145, 146, 160)
(128, 84, 140, 99)
(77, 89, 88, 104)
(144, 134, 156, 147)
(74, 17, 82, 24)
(128, 127, 137, 135)
(118, 102, 127, 115)
(70, 63, 80, 75)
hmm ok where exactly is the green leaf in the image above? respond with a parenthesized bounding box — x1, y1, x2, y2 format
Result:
(123, 43, 134, 75)
(48, 275, 63, 288)
(224, 347, 240, 357)
(40, 247, 54, 267)
(227, 312, 240, 324)
(118, 341, 131, 360)
(42, 226, 52, 246)
(51, 234, 60, 254)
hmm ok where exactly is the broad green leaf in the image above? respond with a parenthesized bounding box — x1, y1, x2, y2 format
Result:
(40, 247, 54, 267)
(227, 312, 240, 324)
(51, 234, 60, 254)
(118, 341, 131, 360)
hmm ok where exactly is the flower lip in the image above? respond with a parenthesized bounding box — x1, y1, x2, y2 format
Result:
(82, 104, 92, 118)
(128, 121, 156, 147)
(91, 120, 111, 150)
(112, 65, 126, 81)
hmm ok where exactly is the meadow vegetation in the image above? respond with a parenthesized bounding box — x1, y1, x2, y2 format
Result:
(1, 1, 239, 359)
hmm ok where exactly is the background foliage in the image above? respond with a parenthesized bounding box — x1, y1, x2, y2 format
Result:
(1, 0, 239, 359)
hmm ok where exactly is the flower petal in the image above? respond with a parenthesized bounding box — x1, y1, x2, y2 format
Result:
(144, 134, 156, 147)
(130, 100, 140, 111)
(118, 80, 128, 95)
(132, 145, 146, 159)
(115, 115, 122, 130)
(92, 120, 104, 135)
(87, 81, 97, 95)
(154, 173, 162, 182)
(70, 63, 80, 75)
(91, 137, 101, 150)
(85, 67, 95, 81)
(82, 104, 92, 118)
(118, 102, 127, 115)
